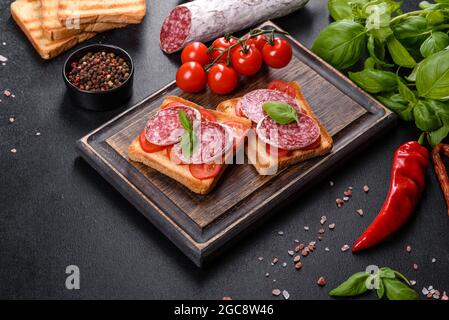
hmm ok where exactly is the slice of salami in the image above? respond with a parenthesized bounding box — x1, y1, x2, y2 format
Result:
(160, 0, 309, 54)
(239, 89, 302, 124)
(171, 122, 233, 164)
(145, 106, 200, 146)
(256, 115, 320, 150)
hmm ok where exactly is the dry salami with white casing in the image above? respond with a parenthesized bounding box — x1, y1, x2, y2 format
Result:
(160, 0, 309, 54)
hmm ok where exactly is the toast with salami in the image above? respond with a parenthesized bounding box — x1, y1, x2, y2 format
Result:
(216, 81, 333, 175)
(128, 96, 251, 195)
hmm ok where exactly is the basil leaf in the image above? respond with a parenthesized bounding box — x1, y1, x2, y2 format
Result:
(349, 68, 398, 93)
(379, 267, 396, 279)
(328, 0, 368, 21)
(378, 94, 415, 121)
(377, 279, 386, 299)
(428, 123, 449, 147)
(405, 62, 421, 82)
(364, 57, 376, 69)
(312, 20, 368, 70)
(426, 10, 446, 26)
(413, 100, 442, 131)
(329, 272, 370, 297)
(393, 16, 428, 47)
(368, 36, 394, 67)
(398, 79, 417, 103)
(180, 132, 192, 158)
(386, 35, 417, 68)
(178, 110, 193, 132)
(365, 3, 394, 42)
(262, 102, 299, 125)
(417, 49, 449, 100)
(393, 270, 413, 286)
(383, 278, 419, 300)
(420, 32, 449, 58)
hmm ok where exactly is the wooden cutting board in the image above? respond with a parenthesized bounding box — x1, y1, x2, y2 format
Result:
(77, 21, 396, 267)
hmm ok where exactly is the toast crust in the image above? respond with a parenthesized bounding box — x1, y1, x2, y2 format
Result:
(216, 82, 333, 175)
(41, 0, 127, 40)
(128, 96, 251, 195)
(57, 0, 146, 25)
(11, 0, 96, 60)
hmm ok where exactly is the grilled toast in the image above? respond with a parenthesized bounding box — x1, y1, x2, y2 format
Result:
(216, 82, 333, 175)
(11, 0, 96, 60)
(128, 96, 252, 195)
(58, 0, 146, 25)
(41, 0, 127, 41)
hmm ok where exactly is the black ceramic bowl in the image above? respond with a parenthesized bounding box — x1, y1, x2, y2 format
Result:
(63, 44, 134, 111)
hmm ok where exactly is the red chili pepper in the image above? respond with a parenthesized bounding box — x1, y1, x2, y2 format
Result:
(352, 141, 429, 253)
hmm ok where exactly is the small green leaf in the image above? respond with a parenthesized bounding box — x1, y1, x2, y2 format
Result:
(383, 278, 419, 300)
(180, 132, 192, 158)
(349, 69, 398, 94)
(428, 124, 449, 147)
(379, 267, 396, 279)
(262, 102, 299, 125)
(377, 279, 385, 299)
(420, 32, 449, 58)
(312, 20, 368, 70)
(414, 100, 442, 131)
(417, 49, 449, 101)
(178, 110, 193, 132)
(398, 79, 417, 103)
(329, 272, 370, 297)
(386, 35, 417, 68)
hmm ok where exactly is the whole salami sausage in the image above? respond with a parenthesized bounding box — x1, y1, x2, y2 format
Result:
(160, 0, 309, 54)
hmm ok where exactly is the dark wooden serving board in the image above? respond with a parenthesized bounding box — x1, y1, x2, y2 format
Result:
(77, 21, 396, 267)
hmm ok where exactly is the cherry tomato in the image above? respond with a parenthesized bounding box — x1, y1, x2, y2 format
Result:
(265, 143, 291, 158)
(139, 130, 167, 153)
(210, 37, 238, 62)
(160, 102, 187, 110)
(176, 62, 207, 93)
(262, 38, 293, 69)
(223, 121, 249, 150)
(247, 34, 268, 52)
(189, 163, 222, 180)
(231, 46, 263, 77)
(267, 80, 296, 98)
(199, 108, 217, 122)
(181, 42, 210, 66)
(207, 63, 238, 95)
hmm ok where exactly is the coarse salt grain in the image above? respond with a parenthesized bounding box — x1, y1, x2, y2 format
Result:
(363, 185, 370, 193)
(329, 181, 334, 187)
(432, 258, 437, 263)
(341, 244, 350, 252)
(278, 231, 284, 236)
(0, 55, 7, 63)
(329, 223, 336, 230)
(406, 245, 412, 253)
(282, 290, 290, 300)
(10, 148, 17, 154)
(272, 289, 281, 296)
(356, 209, 364, 216)
(320, 216, 327, 225)
(8, 117, 15, 123)
(325, 247, 330, 252)
(304, 226, 309, 231)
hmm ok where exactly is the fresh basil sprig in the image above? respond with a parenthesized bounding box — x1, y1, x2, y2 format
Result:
(330, 267, 418, 300)
(313, 0, 449, 147)
(178, 110, 197, 158)
(262, 102, 300, 125)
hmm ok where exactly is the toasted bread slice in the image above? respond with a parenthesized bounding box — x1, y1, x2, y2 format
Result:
(41, 0, 127, 41)
(58, 0, 146, 25)
(128, 96, 252, 195)
(11, 0, 96, 60)
(216, 82, 333, 175)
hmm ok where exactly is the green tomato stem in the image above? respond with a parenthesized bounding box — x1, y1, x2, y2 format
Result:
(205, 28, 289, 72)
